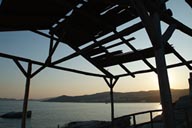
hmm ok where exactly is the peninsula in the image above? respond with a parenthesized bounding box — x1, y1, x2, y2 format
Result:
(43, 89, 188, 103)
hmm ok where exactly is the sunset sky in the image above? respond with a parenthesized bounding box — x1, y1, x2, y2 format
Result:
(0, 1, 192, 99)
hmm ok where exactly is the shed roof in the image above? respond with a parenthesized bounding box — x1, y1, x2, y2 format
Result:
(0, 0, 192, 78)
(0, 0, 80, 30)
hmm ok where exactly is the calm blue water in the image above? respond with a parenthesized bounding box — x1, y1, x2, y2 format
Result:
(0, 101, 161, 128)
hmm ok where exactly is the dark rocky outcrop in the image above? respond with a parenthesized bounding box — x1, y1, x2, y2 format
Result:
(0, 111, 32, 119)
(63, 116, 131, 128)
(139, 95, 192, 128)
(174, 95, 192, 128)
(63, 121, 111, 128)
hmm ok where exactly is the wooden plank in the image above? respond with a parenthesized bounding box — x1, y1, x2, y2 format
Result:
(95, 46, 173, 67)
(105, 37, 135, 49)
(52, 22, 143, 65)
(53, 0, 138, 46)
(85, 47, 106, 57)
(113, 30, 157, 73)
(73, 46, 114, 77)
(92, 50, 122, 60)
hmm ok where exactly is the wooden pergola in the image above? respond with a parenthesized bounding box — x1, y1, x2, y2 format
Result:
(0, 0, 192, 128)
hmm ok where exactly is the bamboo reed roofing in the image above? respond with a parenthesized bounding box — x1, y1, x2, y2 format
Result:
(0, 0, 192, 78)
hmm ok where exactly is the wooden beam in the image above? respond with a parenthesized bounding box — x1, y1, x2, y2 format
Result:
(162, 16, 192, 37)
(113, 30, 157, 73)
(48, 1, 142, 78)
(0, 52, 106, 78)
(119, 64, 135, 78)
(134, 1, 176, 128)
(101, 43, 135, 78)
(31, 30, 60, 42)
(117, 59, 192, 77)
(99, 22, 143, 47)
(48, 33, 54, 63)
(162, 24, 176, 44)
(105, 37, 135, 49)
(85, 47, 106, 57)
(92, 50, 122, 60)
(133, 0, 160, 48)
(95, 46, 173, 67)
(32, 35, 60, 78)
(77, 47, 114, 78)
(1, 50, 191, 78)
(52, 22, 143, 65)
(92, 40, 135, 78)
(31, 66, 45, 78)
(166, 43, 192, 70)
(45, 40, 59, 64)
(185, 0, 192, 8)
(13, 59, 27, 77)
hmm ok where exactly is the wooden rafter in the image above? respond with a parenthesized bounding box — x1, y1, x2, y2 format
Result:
(0, 52, 106, 78)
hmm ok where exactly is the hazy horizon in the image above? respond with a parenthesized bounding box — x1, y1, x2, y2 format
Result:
(0, 88, 189, 100)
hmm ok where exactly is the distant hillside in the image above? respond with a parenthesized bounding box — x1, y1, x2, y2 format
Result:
(0, 98, 17, 101)
(43, 89, 189, 103)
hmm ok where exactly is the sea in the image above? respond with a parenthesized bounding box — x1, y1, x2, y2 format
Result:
(0, 101, 162, 128)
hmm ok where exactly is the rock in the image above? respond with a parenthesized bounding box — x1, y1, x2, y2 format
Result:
(174, 95, 192, 109)
(63, 115, 131, 128)
(62, 94, 191, 128)
(113, 115, 131, 128)
(174, 95, 192, 126)
(138, 95, 192, 128)
(139, 122, 164, 128)
(153, 115, 163, 122)
(63, 121, 110, 128)
(0, 111, 32, 119)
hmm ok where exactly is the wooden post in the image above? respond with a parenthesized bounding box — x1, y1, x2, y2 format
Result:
(103, 77, 119, 128)
(153, 15, 176, 128)
(110, 84, 114, 124)
(133, 1, 176, 128)
(188, 72, 192, 97)
(150, 111, 154, 128)
(133, 115, 136, 126)
(21, 62, 32, 128)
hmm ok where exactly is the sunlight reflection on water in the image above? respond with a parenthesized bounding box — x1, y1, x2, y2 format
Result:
(115, 103, 162, 125)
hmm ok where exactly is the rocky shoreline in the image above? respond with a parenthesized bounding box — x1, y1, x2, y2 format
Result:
(140, 95, 192, 128)
(62, 94, 192, 128)
(62, 115, 131, 128)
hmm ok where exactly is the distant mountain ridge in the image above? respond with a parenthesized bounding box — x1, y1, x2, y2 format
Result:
(0, 98, 17, 101)
(43, 89, 188, 103)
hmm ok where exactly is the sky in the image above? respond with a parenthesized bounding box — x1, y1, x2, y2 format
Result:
(0, 0, 192, 99)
